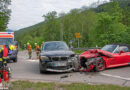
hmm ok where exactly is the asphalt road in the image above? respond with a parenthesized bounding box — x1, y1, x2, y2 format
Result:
(8, 50, 130, 86)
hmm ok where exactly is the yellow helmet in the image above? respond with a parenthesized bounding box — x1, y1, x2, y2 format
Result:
(0, 46, 4, 52)
(35, 43, 37, 46)
(27, 42, 30, 45)
(9, 45, 15, 51)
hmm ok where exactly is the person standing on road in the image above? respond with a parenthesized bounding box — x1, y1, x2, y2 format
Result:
(27, 43, 32, 59)
(0, 45, 9, 87)
(24, 44, 26, 50)
(35, 43, 40, 59)
(0, 45, 8, 67)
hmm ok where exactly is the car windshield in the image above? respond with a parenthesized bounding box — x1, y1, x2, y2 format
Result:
(0, 38, 14, 45)
(43, 42, 69, 51)
(101, 45, 117, 53)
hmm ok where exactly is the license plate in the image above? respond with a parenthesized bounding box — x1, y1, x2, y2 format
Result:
(53, 62, 66, 66)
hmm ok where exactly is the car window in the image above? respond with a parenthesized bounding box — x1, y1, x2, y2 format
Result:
(101, 45, 117, 53)
(119, 46, 129, 52)
(0, 38, 14, 45)
(43, 42, 69, 51)
(114, 46, 129, 53)
(114, 49, 120, 53)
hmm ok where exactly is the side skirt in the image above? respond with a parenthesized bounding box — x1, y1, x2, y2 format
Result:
(107, 63, 128, 68)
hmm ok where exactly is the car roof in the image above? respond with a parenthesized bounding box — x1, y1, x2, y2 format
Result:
(44, 41, 66, 44)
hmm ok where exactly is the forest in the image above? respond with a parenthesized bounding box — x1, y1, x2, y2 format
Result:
(15, 0, 130, 48)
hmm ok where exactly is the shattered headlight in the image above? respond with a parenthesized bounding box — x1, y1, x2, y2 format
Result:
(40, 56, 49, 61)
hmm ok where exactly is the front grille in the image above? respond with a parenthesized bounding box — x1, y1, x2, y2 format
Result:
(52, 57, 59, 61)
(48, 65, 73, 70)
(50, 56, 69, 61)
(61, 57, 68, 60)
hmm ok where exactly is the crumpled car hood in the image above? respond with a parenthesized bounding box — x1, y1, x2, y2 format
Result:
(40, 50, 75, 56)
(80, 49, 113, 59)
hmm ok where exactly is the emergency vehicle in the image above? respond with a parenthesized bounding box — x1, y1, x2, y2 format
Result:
(0, 32, 18, 62)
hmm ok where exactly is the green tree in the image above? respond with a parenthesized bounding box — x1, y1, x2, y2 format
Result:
(94, 1, 127, 46)
(43, 11, 59, 41)
(0, 0, 11, 31)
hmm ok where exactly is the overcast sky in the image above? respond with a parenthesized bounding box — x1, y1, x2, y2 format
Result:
(8, 0, 109, 31)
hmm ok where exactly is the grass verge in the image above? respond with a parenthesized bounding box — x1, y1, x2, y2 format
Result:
(8, 81, 130, 90)
(73, 50, 85, 54)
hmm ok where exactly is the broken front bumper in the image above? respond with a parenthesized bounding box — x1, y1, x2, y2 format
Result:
(41, 60, 74, 72)
(46, 68, 74, 72)
(80, 57, 102, 72)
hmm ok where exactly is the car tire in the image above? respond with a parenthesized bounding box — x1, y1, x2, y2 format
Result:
(39, 62, 46, 74)
(95, 59, 106, 72)
(7, 60, 10, 63)
(40, 69, 45, 74)
(13, 57, 17, 62)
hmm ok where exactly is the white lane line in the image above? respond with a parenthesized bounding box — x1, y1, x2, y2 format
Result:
(27, 60, 39, 62)
(100, 72, 130, 81)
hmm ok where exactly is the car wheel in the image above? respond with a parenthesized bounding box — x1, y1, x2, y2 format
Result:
(7, 60, 10, 63)
(39, 62, 46, 74)
(40, 69, 45, 74)
(95, 59, 105, 72)
(13, 57, 17, 62)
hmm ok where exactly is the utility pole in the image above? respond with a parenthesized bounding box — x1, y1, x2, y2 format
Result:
(75, 33, 81, 48)
(60, 23, 63, 41)
(78, 38, 80, 48)
(81, 23, 84, 47)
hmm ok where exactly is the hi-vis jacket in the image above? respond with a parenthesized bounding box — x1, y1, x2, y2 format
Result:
(0, 45, 8, 64)
(27, 45, 32, 52)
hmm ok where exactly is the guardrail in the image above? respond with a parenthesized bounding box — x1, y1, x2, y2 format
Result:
(71, 47, 101, 50)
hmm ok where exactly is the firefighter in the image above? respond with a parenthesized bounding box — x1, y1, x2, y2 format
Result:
(0, 45, 9, 88)
(27, 43, 32, 59)
(0, 45, 8, 67)
(35, 43, 40, 59)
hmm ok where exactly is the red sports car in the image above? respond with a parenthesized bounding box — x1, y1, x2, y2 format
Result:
(80, 44, 130, 72)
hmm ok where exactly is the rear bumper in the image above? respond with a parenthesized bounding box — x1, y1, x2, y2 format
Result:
(7, 50, 18, 60)
(7, 54, 17, 60)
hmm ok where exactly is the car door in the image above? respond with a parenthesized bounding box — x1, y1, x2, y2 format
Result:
(128, 52, 130, 64)
(122, 47, 130, 64)
(109, 46, 128, 67)
(115, 46, 129, 65)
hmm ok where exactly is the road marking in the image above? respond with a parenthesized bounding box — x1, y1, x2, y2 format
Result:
(27, 60, 39, 62)
(100, 72, 130, 80)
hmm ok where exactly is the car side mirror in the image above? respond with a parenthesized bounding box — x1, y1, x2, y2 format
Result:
(120, 50, 124, 54)
(70, 46, 74, 50)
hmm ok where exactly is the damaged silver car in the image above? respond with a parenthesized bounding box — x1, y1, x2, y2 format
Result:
(39, 41, 79, 73)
